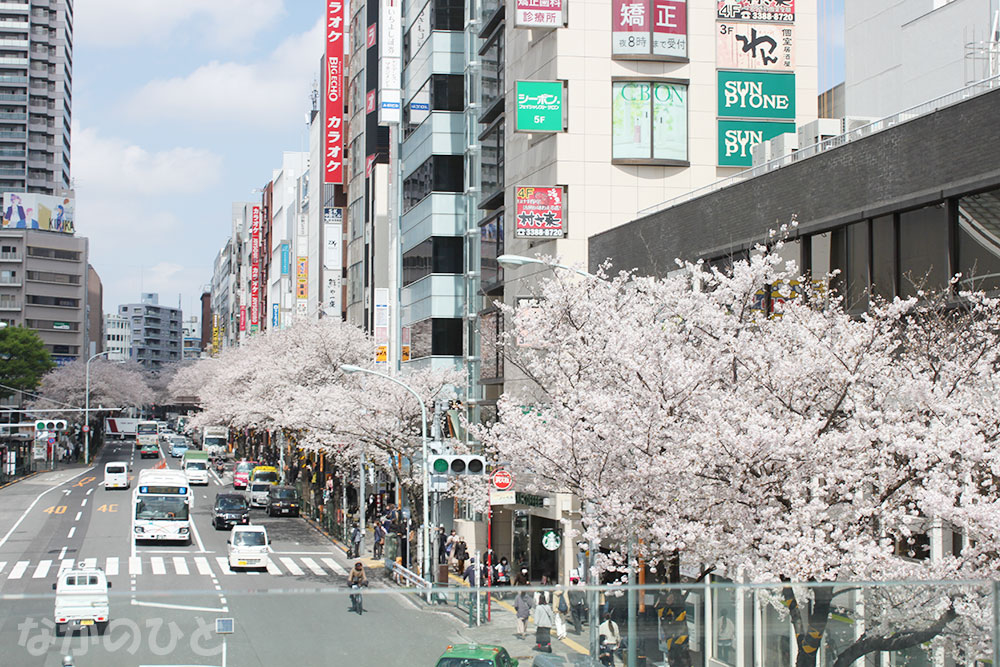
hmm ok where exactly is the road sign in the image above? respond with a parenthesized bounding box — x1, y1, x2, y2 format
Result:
(491, 469, 514, 491)
(81, 425, 90, 433)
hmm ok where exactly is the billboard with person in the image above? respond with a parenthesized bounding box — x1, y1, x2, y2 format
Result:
(1, 194, 75, 233)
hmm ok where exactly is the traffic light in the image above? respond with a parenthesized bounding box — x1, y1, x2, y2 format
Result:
(429, 454, 486, 476)
(34, 419, 67, 431)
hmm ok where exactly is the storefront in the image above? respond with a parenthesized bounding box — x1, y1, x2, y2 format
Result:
(481, 489, 579, 583)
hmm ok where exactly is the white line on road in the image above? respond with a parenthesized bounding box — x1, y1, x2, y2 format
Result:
(0, 467, 94, 550)
(129, 556, 142, 575)
(188, 508, 207, 553)
(81, 499, 87, 507)
(60, 558, 73, 572)
(300, 557, 325, 576)
(86, 488, 94, 496)
(265, 560, 282, 575)
(74, 511, 81, 521)
(131, 599, 228, 613)
(172, 557, 189, 575)
(150, 557, 166, 575)
(67, 527, 75, 539)
(321, 557, 347, 576)
(279, 557, 304, 576)
(215, 557, 233, 575)
(8, 560, 28, 579)
(82, 558, 96, 569)
(0, 562, 6, 575)
(194, 557, 212, 576)
(57, 546, 66, 560)
(31, 560, 51, 579)
(106, 557, 119, 576)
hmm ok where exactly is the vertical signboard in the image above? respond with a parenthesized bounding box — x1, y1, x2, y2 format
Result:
(613, 0, 687, 59)
(212, 314, 219, 354)
(323, 207, 344, 315)
(717, 71, 795, 119)
(280, 243, 290, 276)
(239, 306, 247, 332)
(249, 205, 261, 333)
(515, 0, 563, 28)
(717, 22, 794, 71)
(374, 288, 389, 366)
(379, 0, 402, 124)
(717, 119, 795, 167)
(401, 326, 411, 363)
(515, 81, 564, 132)
(272, 303, 280, 329)
(514, 186, 566, 238)
(296, 256, 309, 319)
(324, 0, 345, 184)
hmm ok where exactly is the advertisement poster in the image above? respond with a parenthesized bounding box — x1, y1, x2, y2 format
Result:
(515, 0, 563, 28)
(249, 205, 261, 332)
(324, 0, 345, 184)
(612, 81, 687, 161)
(1, 194, 74, 233)
(280, 243, 290, 276)
(717, 0, 794, 23)
(296, 257, 308, 299)
(613, 0, 687, 59)
(718, 119, 795, 167)
(323, 207, 343, 315)
(717, 22, 794, 71)
(717, 71, 795, 119)
(239, 306, 246, 332)
(378, 0, 402, 124)
(374, 288, 389, 366)
(515, 186, 565, 238)
(515, 81, 564, 132)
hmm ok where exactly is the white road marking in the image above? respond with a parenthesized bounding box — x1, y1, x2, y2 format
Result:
(188, 510, 207, 552)
(131, 600, 228, 613)
(67, 527, 75, 538)
(57, 546, 66, 559)
(86, 488, 94, 496)
(150, 557, 166, 575)
(194, 557, 212, 576)
(300, 557, 325, 576)
(129, 557, 142, 575)
(215, 557, 234, 575)
(0, 562, 6, 575)
(60, 558, 73, 572)
(321, 558, 347, 576)
(82, 558, 96, 569)
(0, 467, 94, 550)
(81, 498, 88, 507)
(74, 511, 81, 521)
(106, 557, 119, 576)
(8, 561, 29, 579)
(265, 560, 282, 575)
(172, 557, 189, 575)
(31, 560, 52, 579)
(279, 557, 304, 576)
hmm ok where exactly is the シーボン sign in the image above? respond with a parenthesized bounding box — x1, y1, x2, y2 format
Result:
(717, 22, 794, 71)
(717, 0, 794, 23)
(515, 81, 564, 132)
(717, 71, 795, 119)
(515, 186, 565, 238)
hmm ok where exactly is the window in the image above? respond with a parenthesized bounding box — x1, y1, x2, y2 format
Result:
(481, 31, 504, 115)
(27, 246, 80, 261)
(957, 187, 1000, 293)
(611, 80, 688, 164)
(480, 309, 503, 380)
(480, 212, 504, 288)
(405, 74, 464, 137)
(898, 204, 949, 299)
(831, 221, 869, 314)
(402, 237, 464, 285)
(403, 155, 463, 211)
(26, 270, 79, 284)
(27, 295, 78, 307)
(871, 215, 896, 300)
(432, 0, 464, 30)
(480, 121, 503, 203)
(410, 317, 463, 358)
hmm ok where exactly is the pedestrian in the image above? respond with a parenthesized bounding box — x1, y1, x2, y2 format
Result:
(373, 522, 385, 559)
(494, 556, 511, 586)
(453, 536, 468, 574)
(350, 522, 363, 558)
(533, 591, 554, 652)
(436, 525, 448, 564)
(514, 590, 532, 640)
(445, 529, 457, 570)
(552, 582, 569, 640)
(463, 557, 479, 585)
(568, 574, 587, 635)
(515, 566, 530, 587)
(598, 612, 621, 665)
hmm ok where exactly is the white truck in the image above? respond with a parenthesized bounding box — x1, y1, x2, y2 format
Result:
(103, 417, 140, 440)
(202, 425, 228, 458)
(52, 564, 111, 636)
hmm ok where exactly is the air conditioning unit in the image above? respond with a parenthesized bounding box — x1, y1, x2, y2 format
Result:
(797, 118, 843, 148)
(751, 132, 798, 168)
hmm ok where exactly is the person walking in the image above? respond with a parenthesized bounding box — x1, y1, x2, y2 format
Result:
(373, 522, 385, 559)
(568, 574, 588, 635)
(598, 612, 622, 666)
(350, 522, 363, 558)
(453, 536, 469, 574)
(552, 584, 569, 640)
(436, 525, 448, 564)
(533, 591, 555, 653)
(514, 590, 533, 640)
(445, 530, 457, 571)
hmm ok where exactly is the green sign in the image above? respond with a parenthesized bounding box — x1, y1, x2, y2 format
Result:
(52, 322, 70, 330)
(516, 81, 563, 132)
(718, 120, 796, 167)
(541, 529, 561, 551)
(718, 71, 795, 120)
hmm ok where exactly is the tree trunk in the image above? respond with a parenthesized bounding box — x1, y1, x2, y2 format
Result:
(830, 605, 956, 667)
(787, 585, 835, 667)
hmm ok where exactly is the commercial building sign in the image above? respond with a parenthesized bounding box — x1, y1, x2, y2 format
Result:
(718, 119, 795, 167)
(515, 186, 565, 238)
(717, 22, 794, 71)
(239, 306, 246, 332)
(324, 0, 345, 184)
(378, 0, 402, 125)
(718, 71, 795, 119)
(717, 0, 794, 23)
(323, 207, 343, 315)
(212, 314, 219, 353)
(612, 0, 687, 59)
(1, 193, 74, 233)
(296, 257, 308, 299)
(612, 81, 688, 161)
(515, 81, 564, 132)
(515, 0, 563, 28)
(249, 205, 261, 333)
(280, 243, 290, 276)
(272, 303, 279, 328)
(374, 288, 389, 367)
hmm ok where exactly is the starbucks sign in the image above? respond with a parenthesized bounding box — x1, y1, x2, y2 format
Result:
(541, 529, 562, 551)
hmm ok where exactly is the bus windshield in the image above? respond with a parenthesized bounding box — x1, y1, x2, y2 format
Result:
(204, 436, 226, 449)
(135, 496, 189, 521)
(137, 423, 158, 435)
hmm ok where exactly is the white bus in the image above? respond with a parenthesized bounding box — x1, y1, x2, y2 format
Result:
(135, 420, 159, 450)
(132, 469, 192, 545)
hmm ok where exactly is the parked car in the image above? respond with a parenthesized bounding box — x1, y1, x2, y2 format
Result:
(266, 485, 301, 517)
(227, 525, 269, 571)
(435, 644, 518, 667)
(212, 493, 250, 530)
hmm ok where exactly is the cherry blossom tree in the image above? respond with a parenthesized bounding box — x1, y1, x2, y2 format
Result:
(479, 239, 1000, 666)
(30, 359, 153, 423)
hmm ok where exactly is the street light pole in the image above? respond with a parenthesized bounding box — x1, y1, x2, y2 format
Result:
(496, 254, 598, 279)
(340, 364, 430, 582)
(84, 351, 111, 465)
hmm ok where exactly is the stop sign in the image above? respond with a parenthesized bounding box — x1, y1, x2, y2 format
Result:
(491, 469, 514, 491)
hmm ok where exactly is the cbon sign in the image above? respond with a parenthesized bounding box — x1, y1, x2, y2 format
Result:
(618, 81, 685, 103)
(723, 80, 790, 112)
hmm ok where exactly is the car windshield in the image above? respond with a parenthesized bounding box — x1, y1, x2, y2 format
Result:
(273, 489, 298, 500)
(236, 462, 257, 473)
(106, 466, 125, 474)
(253, 471, 278, 483)
(135, 496, 189, 521)
(435, 659, 494, 667)
(251, 484, 270, 493)
(233, 531, 265, 547)
(170, 437, 186, 444)
(187, 461, 207, 470)
(216, 497, 246, 511)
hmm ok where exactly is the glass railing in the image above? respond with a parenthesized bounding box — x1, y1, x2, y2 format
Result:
(3, 580, 995, 666)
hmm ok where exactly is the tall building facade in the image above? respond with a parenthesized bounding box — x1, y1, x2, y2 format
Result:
(182, 316, 200, 360)
(117, 293, 182, 369)
(103, 313, 130, 363)
(85, 263, 101, 356)
(0, 0, 72, 195)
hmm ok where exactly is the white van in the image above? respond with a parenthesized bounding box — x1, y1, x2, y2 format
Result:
(103, 462, 129, 490)
(53, 564, 111, 635)
(227, 525, 269, 571)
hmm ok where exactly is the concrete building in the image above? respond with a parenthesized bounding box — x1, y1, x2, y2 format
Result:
(0, 0, 73, 195)
(103, 313, 130, 363)
(199, 291, 211, 352)
(85, 264, 101, 357)
(845, 0, 1000, 118)
(182, 316, 200, 361)
(117, 293, 182, 369)
(210, 236, 234, 353)
(265, 152, 308, 331)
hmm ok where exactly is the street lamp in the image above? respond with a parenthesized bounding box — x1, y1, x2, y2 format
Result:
(84, 350, 111, 465)
(340, 364, 430, 583)
(496, 254, 597, 279)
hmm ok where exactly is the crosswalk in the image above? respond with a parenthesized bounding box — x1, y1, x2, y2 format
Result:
(0, 553, 350, 582)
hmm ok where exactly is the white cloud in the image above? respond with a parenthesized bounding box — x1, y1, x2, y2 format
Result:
(72, 125, 223, 197)
(75, 0, 287, 51)
(121, 18, 323, 128)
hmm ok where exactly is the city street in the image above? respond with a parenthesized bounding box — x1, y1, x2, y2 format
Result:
(0, 441, 467, 666)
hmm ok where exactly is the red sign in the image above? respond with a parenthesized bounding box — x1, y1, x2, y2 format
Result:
(491, 469, 514, 491)
(366, 90, 376, 114)
(324, 1, 345, 184)
(367, 24, 376, 48)
(653, 1, 687, 58)
(614, 0, 687, 58)
(249, 205, 261, 329)
(515, 185, 565, 238)
(239, 306, 246, 332)
(81, 425, 89, 433)
(515, 0, 562, 27)
(717, 0, 794, 23)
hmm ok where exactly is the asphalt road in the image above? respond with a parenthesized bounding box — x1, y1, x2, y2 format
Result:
(0, 439, 465, 667)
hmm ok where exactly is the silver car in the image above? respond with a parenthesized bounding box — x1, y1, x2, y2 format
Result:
(247, 482, 271, 508)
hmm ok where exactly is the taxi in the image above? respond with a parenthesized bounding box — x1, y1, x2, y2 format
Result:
(232, 460, 259, 490)
(249, 465, 279, 485)
(435, 644, 518, 667)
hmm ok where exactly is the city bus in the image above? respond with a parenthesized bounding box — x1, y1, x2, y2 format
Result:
(132, 469, 192, 545)
(135, 420, 159, 451)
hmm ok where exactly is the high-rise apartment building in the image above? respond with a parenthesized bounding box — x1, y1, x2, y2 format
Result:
(103, 313, 130, 363)
(0, 0, 72, 195)
(117, 293, 182, 369)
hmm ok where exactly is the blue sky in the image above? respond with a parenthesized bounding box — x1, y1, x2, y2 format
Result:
(73, 1, 323, 319)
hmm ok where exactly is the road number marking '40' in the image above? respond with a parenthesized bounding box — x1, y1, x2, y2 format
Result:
(96, 504, 118, 513)
(43, 505, 67, 515)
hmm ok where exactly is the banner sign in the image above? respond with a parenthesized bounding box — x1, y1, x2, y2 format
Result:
(272, 303, 279, 328)
(515, 186, 565, 238)
(374, 288, 389, 366)
(717, 71, 795, 119)
(296, 257, 308, 299)
(717, 22, 794, 71)
(613, 0, 687, 59)
(239, 305, 246, 332)
(323, 207, 343, 315)
(2, 193, 75, 233)
(212, 314, 219, 353)
(378, 0, 402, 124)
(717, 0, 794, 23)
(515, 81, 564, 132)
(249, 205, 261, 332)
(718, 119, 795, 167)
(324, 0, 345, 183)
(280, 243, 290, 276)
(515, 0, 563, 28)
